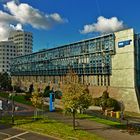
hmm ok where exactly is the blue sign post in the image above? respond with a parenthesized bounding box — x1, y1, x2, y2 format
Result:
(49, 93, 55, 112)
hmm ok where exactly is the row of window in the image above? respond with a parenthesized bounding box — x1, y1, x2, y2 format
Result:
(14, 34, 32, 38)
(0, 45, 15, 48)
(14, 38, 32, 41)
(0, 65, 9, 68)
(0, 61, 10, 64)
(0, 69, 9, 72)
(0, 57, 11, 60)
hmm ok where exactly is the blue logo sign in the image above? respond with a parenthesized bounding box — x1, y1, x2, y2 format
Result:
(118, 40, 132, 48)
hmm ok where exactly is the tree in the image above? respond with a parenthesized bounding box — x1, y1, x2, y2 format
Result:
(43, 85, 51, 97)
(31, 89, 44, 119)
(25, 83, 34, 100)
(93, 90, 120, 112)
(62, 70, 93, 130)
(29, 83, 34, 94)
(0, 72, 12, 91)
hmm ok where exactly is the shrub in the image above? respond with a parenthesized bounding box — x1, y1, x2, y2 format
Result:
(100, 97, 107, 108)
(24, 92, 32, 100)
(43, 86, 51, 97)
(93, 97, 101, 106)
(101, 90, 109, 99)
(13, 85, 24, 93)
(107, 98, 120, 111)
(29, 84, 34, 94)
(55, 90, 62, 99)
(93, 90, 120, 111)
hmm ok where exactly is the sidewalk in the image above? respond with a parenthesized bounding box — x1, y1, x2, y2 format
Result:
(44, 99, 140, 140)
(0, 97, 34, 116)
(1, 97, 140, 140)
(45, 98, 140, 125)
(46, 111, 140, 140)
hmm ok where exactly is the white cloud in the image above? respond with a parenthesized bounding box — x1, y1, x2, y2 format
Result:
(0, 24, 11, 41)
(0, 10, 17, 41)
(0, 23, 22, 41)
(80, 16, 125, 34)
(4, 1, 67, 29)
(0, 1, 67, 41)
(50, 13, 66, 23)
(10, 23, 23, 31)
(0, 10, 15, 23)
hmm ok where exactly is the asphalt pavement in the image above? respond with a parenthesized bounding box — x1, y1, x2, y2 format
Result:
(0, 124, 59, 140)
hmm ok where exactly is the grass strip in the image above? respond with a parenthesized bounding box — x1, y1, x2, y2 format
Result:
(0, 92, 32, 105)
(0, 116, 104, 140)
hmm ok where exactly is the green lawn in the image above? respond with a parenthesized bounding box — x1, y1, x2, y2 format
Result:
(0, 116, 104, 140)
(0, 92, 126, 130)
(77, 114, 128, 129)
(78, 114, 120, 126)
(0, 92, 32, 105)
(0, 92, 9, 98)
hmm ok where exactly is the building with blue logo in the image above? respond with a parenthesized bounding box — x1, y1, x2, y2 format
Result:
(10, 28, 140, 113)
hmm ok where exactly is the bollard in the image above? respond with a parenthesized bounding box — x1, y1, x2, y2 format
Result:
(110, 111, 115, 117)
(105, 110, 108, 116)
(116, 111, 120, 119)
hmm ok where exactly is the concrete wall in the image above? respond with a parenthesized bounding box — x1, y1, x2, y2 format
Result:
(110, 28, 139, 112)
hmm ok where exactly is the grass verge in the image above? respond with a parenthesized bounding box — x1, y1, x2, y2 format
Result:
(76, 113, 127, 129)
(0, 92, 32, 105)
(0, 116, 104, 140)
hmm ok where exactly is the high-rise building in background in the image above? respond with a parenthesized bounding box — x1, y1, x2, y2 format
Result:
(0, 41, 17, 72)
(8, 30, 33, 56)
(0, 30, 33, 72)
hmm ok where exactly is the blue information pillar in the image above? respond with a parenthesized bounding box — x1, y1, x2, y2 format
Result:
(49, 93, 55, 112)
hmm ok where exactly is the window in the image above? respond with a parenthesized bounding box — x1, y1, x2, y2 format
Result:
(97, 75, 99, 86)
(108, 75, 110, 86)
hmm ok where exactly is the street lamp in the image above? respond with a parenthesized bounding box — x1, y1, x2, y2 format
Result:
(9, 93, 16, 124)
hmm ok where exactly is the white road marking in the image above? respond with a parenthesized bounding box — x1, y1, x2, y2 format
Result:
(0, 131, 11, 137)
(16, 137, 26, 140)
(3, 131, 29, 140)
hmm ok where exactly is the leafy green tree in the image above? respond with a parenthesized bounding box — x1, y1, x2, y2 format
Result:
(55, 90, 62, 99)
(24, 84, 34, 100)
(62, 70, 93, 130)
(29, 84, 34, 94)
(78, 87, 93, 113)
(31, 89, 44, 119)
(43, 85, 51, 97)
(0, 72, 12, 91)
(93, 90, 120, 112)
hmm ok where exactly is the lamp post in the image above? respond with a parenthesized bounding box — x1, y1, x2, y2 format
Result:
(12, 94, 14, 124)
(9, 93, 16, 124)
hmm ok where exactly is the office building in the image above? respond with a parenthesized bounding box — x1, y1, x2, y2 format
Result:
(0, 30, 33, 72)
(0, 41, 16, 72)
(10, 28, 140, 113)
(8, 30, 33, 56)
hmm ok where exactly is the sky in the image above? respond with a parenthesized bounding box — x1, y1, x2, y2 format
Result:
(0, 0, 140, 52)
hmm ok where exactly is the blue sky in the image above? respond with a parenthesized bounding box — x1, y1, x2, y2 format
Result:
(0, 0, 140, 52)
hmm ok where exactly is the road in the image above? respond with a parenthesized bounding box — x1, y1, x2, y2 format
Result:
(0, 124, 59, 140)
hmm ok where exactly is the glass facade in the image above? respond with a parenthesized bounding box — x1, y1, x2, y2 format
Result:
(10, 34, 115, 77)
